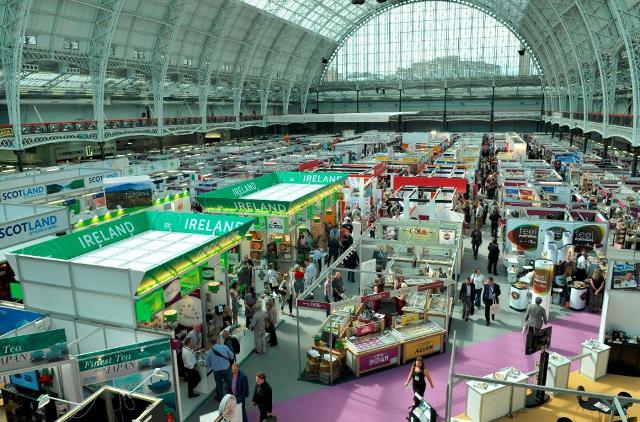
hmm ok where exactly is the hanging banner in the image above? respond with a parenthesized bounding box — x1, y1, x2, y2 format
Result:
(296, 299, 331, 310)
(0, 329, 68, 373)
(78, 339, 176, 413)
(104, 176, 154, 210)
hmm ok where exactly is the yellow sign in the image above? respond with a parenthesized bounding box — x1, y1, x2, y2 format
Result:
(400, 313, 420, 326)
(400, 156, 419, 164)
(403, 334, 443, 360)
(0, 127, 13, 138)
(374, 155, 389, 161)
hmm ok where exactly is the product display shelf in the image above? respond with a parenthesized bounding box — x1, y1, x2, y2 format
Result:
(393, 320, 446, 363)
(402, 291, 429, 317)
(465, 367, 528, 421)
(345, 330, 402, 377)
(317, 311, 352, 341)
(426, 294, 453, 332)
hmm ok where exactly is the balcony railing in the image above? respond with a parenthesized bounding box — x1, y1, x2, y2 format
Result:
(0, 115, 264, 136)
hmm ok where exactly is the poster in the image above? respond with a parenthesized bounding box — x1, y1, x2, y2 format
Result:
(572, 224, 606, 248)
(267, 216, 286, 234)
(0, 329, 68, 373)
(438, 229, 456, 245)
(358, 347, 398, 372)
(104, 176, 154, 210)
(611, 262, 640, 290)
(507, 224, 540, 251)
(46, 178, 85, 195)
(78, 339, 176, 413)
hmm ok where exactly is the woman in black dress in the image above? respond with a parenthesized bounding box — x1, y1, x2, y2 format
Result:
(404, 356, 435, 407)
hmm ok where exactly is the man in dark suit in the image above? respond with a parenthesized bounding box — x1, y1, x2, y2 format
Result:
(252, 372, 273, 421)
(231, 363, 249, 422)
(487, 237, 500, 275)
(482, 277, 501, 326)
(458, 277, 476, 321)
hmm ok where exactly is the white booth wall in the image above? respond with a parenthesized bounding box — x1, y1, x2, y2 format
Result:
(599, 289, 640, 341)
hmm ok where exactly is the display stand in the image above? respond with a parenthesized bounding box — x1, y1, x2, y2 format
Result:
(509, 282, 528, 311)
(546, 352, 570, 390)
(580, 341, 611, 380)
(465, 367, 527, 421)
(569, 284, 588, 310)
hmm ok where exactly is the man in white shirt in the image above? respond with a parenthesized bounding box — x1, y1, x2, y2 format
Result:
(182, 337, 200, 398)
(185, 323, 203, 350)
(470, 268, 485, 308)
(576, 252, 588, 281)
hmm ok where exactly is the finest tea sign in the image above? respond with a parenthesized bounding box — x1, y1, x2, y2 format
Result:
(0, 329, 68, 372)
(78, 339, 176, 412)
(507, 224, 539, 251)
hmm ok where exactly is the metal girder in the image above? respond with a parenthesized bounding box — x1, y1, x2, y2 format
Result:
(196, 0, 243, 126)
(609, 0, 640, 146)
(0, 0, 32, 150)
(281, 83, 293, 115)
(259, 24, 298, 116)
(88, 0, 125, 145)
(230, 14, 271, 118)
(150, 0, 193, 135)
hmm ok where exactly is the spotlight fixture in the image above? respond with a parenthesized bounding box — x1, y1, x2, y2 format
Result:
(321, 57, 328, 64)
(376, 0, 387, 3)
(352, 0, 365, 5)
(518, 49, 525, 56)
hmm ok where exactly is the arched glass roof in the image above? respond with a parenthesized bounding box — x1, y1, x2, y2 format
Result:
(323, 1, 539, 82)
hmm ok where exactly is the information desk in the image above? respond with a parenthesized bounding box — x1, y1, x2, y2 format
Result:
(465, 367, 528, 421)
(345, 331, 402, 376)
(546, 352, 570, 390)
(580, 340, 611, 380)
(393, 320, 445, 363)
(606, 341, 640, 377)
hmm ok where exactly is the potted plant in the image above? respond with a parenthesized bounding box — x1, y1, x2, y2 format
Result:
(334, 340, 345, 350)
(313, 335, 321, 346)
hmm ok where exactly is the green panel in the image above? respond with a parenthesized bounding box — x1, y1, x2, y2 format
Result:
(180, 267, 202, 296)
(11, 212, 149, 259)
(0, 329, 67, 373)
(275, 172, 348, 185)
(9, 282, 23, 301)
(135, 288, 164, 322)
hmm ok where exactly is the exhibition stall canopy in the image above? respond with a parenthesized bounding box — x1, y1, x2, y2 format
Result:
(0, 204, 70, 250)
(196, 171, 349, 215)
(6, 212, 254, 327)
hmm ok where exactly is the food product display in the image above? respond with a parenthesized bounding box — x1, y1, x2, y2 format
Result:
(428, 294, 448, 314)
(319, 312, 350, 337)
(393, 320, 444, 341)
(403, 291, 428, 313)
(511, 281, 528, 289)
(346, 331, 400, 353)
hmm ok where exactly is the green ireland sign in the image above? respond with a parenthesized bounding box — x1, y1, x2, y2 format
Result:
(0, 329, 68, 372)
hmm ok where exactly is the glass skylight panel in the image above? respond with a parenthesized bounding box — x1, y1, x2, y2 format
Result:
(127, 261, 154, 271)
(73, 255, 106, 265)
(141, 240, 172, 250)
(163, 232, 192, 242)
(137, 251, 175, 263)
(138, 231, 165, 240)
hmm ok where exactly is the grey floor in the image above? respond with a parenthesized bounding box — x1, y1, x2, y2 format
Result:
(186, 206, 572, 421)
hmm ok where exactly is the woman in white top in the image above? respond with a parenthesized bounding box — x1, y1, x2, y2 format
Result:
(267, 263, 278, 294)
(278, 274, 293, 315)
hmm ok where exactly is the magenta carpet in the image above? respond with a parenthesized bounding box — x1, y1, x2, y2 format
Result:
(248, 311, 600, 421)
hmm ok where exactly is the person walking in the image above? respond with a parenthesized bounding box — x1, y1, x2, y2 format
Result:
(252, 372, 273, 421)
(487, 237, 500, 275)
(278, 274, 293, 316)
(470, 226, 482, 259)
(332, 271, 346, 302)
(470, 268, 485, 309)
(327, 235, 340, 266)
(524, 297, 548, 333)
(489, 207, 501, 238)
(230, 282, 240, 324)
(182, 337, 200, 398)
(304, 258, 317, 292)
(231, 363, 249, 422)
(266, 300, 278, 346)
(244, 287, 257, 327)
(458, 277, 476, 321)
(323, 275, 333, 317)
(205, 337, 234, 401)
(250, 303, 267, 354)
(482, 277, 501, 326)
(312, 243, 323, 273)
(403, 357, 435, 407)
(343, 249, 359, 284)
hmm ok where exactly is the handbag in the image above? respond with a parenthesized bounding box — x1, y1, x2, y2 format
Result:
(490, 300, 500, 315)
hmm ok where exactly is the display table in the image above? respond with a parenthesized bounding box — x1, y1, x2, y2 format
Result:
(546, 352, 570, 390)
(569, 284, 588, 311)
(580, 340, 611, 380)
(509, 282, 528, 312)
(345, 331, 401, 376)
(465, 367, 527, 421)
(393, 320, 445, 363)
(606, 341, 640, 377)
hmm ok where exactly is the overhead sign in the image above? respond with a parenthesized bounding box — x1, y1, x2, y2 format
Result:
(0, 185, 47, 203)
(0, 207, 70, 249)
(296, 299, 331, 310)
(0, 329, 68, 373)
